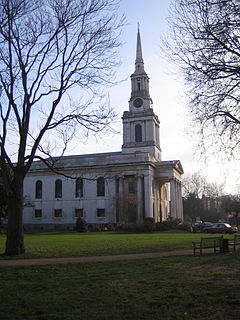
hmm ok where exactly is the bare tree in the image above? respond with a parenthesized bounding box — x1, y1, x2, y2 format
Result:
(182, 172, 224, 198)
(0, 0, 124, 255)
(164, 0, 240, 159)
(182, 173, 207, 199)
(182, 172, 224, 222)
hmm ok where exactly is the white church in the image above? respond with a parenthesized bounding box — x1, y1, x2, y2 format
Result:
(23, 29, 184, 230)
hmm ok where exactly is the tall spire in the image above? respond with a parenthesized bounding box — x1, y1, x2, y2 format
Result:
(122, 26, 161, 160)
(135, 25, 145, 73)
(129, 25, 151, 105)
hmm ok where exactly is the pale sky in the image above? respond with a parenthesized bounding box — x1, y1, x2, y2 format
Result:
(69, 0, 239, 194)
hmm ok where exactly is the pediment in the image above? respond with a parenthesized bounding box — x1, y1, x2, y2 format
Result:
(174, 160, 184, 174)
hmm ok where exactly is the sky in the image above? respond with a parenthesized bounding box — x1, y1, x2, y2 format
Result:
(71, 0, 239, 195)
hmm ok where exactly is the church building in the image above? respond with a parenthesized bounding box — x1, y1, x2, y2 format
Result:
(23, 29, 184, 229)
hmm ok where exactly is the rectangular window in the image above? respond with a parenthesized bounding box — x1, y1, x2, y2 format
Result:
(54, 209, 62, 218)
(96, 208, 105, 218)
(75, 208, 83, 218)
(34, 209, 42, 218)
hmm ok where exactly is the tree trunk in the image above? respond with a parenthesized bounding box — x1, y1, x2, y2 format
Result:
(5, 175, 25, 255)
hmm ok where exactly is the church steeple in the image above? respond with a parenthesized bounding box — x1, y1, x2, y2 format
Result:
(122, 27, 162, 160)
(129, 27, 152, 111)
(135, 26, 144, 72)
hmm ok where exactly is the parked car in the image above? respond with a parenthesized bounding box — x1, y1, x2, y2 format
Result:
(192, 221, 213, 233)
(202, 223, 238, 234)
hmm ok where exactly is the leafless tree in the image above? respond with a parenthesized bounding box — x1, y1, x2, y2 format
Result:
(182, 172, 224, 199)
(0, 0, 124, 255)
(164, 0, 240, 159)
(182, 172, 224, 222)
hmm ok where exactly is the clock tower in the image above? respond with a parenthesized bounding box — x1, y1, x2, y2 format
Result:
(122, 27, 162, 160)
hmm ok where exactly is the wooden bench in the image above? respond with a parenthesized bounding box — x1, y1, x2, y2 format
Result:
(228, 233, 240, 254)
(192, 236, 223, 256)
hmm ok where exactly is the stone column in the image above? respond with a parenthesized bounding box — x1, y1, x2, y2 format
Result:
(136, 175, 143, 222)
(170, 179, 177, 219)
(175, 180, 179, 220)
(142, 120, 146, 141)
(144, 174, 153, 218)
(117, 176, 124, 223)
(155, 181, 162, 222)
(130, 122, 134, 143)
(119, 176, 124, 194)
(170, 179, 183, 220)
(152, 179, 156, 221)
(177, 181, 183, 221)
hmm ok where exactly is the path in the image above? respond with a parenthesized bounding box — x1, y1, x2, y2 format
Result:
(0, 249, 194, 267)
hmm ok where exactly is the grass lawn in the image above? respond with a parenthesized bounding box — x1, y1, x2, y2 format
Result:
(0, 231, 240, 319)
(0, 254, 240, 320)
(0, 230, 235, 259)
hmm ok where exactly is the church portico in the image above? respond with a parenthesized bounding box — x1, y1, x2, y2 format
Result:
(114, 165, 183, 224)
(154, 160, 184, 220)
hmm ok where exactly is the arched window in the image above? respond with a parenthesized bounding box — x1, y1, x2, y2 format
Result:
(55, 179, 62, 198)
(75, 178, 83, 197)
(135, 124, 142, 142)
(137, 78, 141, 91)
(97, 177, 105, 197)
(35, 180, 42, 199)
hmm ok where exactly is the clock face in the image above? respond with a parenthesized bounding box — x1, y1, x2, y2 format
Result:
(133, 98, 143, 108)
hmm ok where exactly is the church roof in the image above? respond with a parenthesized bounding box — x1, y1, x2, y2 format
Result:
(29, 151, 156, 172)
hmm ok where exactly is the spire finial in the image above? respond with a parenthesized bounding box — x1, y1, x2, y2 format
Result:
(135, 24, 144, 69)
